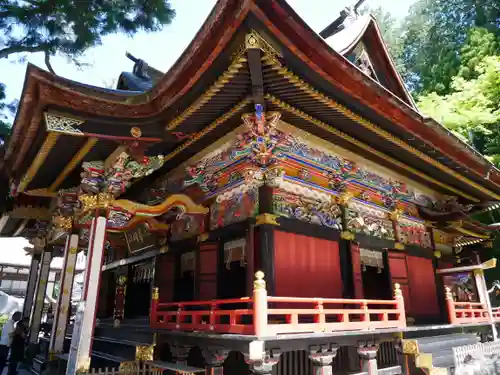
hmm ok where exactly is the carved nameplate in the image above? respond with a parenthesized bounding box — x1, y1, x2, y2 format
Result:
(125, 224, 157, 254)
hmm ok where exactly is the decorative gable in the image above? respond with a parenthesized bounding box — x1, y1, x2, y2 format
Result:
(323, 14, 416, 109)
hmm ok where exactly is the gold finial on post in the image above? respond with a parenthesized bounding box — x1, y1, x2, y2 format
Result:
(253, 270, 268, 337)
(152, 287, 159, 300)
(254, 271, 266, 290)
(393, 283, 406, 327)
(394, 283, 402, 298)
(444, 285, 457, 324)
(444, 286, 453, 300)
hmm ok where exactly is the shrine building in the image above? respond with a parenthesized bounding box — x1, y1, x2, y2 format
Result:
(1, 1, 500, 374)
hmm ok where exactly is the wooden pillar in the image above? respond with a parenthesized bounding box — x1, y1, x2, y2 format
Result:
(66, 216, 107, 375)
(309, 347, 338, 375)
(23, 253, 40, 320)
(113, 273, 127, 326)
(357, 345, 379, 375)
(255, 185, 276, 295)
(49, 233, 79, 354)
(29, 248, 52, 344)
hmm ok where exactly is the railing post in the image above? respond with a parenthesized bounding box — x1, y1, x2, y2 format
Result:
(150, 287, 159, 326)
(315, 299, 325, 328)
(362, 300, 369, 323)
(394, 283, 406, 327)
(253, 271, 268, 337)
(445, 286, 457, 324)
(210, 302, 217, 330)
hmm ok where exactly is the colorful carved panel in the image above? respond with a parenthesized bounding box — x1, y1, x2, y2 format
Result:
(346, 200, 394, 240)
(434, 229, 455, 247)
(397, 217, 432, 248)
(81, 153, 165, 196)
(210, 186, 258, 230)
(174, 114, 434, 216)
(170, 215, 205, 241)
(272, 188, 342, 230)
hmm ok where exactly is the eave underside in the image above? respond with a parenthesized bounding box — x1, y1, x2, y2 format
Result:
(6, 18, 500, 224)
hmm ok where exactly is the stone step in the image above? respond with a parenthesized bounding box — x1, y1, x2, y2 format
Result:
(91, 336, 144, 361)
(432, 349, 454, 369)
(94, 325, 155, 345)
(412, 333, 479, 353)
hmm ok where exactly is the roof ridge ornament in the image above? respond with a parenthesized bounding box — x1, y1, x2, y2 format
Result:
(126, 52, 150, 80)
(319, 0, 368, 38)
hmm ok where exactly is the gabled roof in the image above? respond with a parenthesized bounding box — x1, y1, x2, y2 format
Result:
(3, 0, 500, 220)
(323, 14, 416, 109)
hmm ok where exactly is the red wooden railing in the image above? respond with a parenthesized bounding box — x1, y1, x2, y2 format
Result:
(445, 286, 490, 324)
(150, 272, 406, 336)
(492, 307, 500, 321)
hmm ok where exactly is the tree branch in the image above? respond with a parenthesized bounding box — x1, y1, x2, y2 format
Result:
(0, 45, 47, 59)
(44, 51, 56, 74)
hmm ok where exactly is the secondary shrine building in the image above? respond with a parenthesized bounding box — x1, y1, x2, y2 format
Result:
(2, 1, 500, 375)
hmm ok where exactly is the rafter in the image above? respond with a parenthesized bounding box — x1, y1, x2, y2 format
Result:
(245, 32, 265, 107)
(49, 137, 99, 192)
(17, 133, 59, 193)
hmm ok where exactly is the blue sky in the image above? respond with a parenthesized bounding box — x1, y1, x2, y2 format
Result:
(1, 0, 414, 102)
(0, 0, 414, 251)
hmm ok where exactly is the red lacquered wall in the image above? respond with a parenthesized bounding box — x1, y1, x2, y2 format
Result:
(197, 243, 218, 300)
(387, 251, 411, 313)
(274, 230, 343, 298)
(156, 253, 175, 302)
(388, 252, 440, 317)
(351, 242, 364, 298)
(407, 255, 440, 316)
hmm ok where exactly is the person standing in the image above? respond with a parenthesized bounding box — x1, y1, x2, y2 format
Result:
(7, 322, 25, 375)
(0, 311, 21, 374)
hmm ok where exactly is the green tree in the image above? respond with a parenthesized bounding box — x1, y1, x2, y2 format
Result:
(0, 83, 16, 143)
(418, 56, 500, 163)
(458, 27, 499, 79)
(0, 0, 176, 135)
(399, 0, 499, 95)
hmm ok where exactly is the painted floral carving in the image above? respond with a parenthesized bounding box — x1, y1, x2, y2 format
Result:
(240, 105, 286, 167)
(80, 161, 105, 194)
(105, 152, 165, 196)
(170, 215, 205, 241)
(107, 210, 133, 229)
(397, 218, 432, 248)
(272, 189, 342, 230)
(57, 188, 80, 216)
(210, 186, 258, 230)
(346, 200, 394, 240)
(81, 152, 165, 196)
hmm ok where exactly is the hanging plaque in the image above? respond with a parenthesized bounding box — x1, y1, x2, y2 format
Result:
(125, 224, 157, 254)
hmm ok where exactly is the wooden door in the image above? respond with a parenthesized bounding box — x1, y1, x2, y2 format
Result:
(197, 243, 218, 300)
(155, 253, 175, 302)
(407, 255, 440, 316)
(387, 251, 410, 313)
(351, 242, 364, 298)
